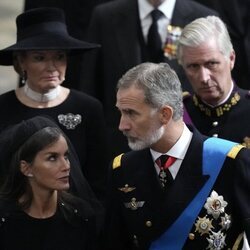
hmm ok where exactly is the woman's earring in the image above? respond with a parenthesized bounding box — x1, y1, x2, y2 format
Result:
(21, 70, 26, 85)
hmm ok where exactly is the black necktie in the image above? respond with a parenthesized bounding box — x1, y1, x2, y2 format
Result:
(147, 9, 163, 63)
(156, 155, 175, 188)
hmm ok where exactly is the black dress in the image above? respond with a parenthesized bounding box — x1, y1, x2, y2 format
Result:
(0, 198, 97, 250)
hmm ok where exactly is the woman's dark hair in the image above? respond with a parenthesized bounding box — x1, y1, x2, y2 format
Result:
(0, 116, 103, 226)
(0, 126, 65, 209)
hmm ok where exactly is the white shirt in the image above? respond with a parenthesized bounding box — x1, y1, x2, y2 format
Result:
(150, 123, 193, 179)
(243, 232, 250, 250)
(138, 0, 176, 47)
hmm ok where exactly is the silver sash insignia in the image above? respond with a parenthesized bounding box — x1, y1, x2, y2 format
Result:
(220, 213, 231, 231)
(207, 230, 226, 250)
(204, 190, 228, 219)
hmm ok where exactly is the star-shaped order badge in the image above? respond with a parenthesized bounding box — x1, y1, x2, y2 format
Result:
(195, 215, 214, 236)
(204, 190, 228, 219)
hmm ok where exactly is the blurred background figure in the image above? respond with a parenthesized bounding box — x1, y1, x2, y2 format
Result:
(0, 7, 108, 203)
(0, 116, 99, 250)
(0, 0, 24, 94)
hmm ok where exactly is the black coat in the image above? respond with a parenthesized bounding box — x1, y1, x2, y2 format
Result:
(102, 128, 250, 249)
(81, 0, 218, 160)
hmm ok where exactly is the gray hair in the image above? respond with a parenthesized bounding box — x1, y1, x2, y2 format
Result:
(177, 16, 233, 65)
(117, 62, 183, 120)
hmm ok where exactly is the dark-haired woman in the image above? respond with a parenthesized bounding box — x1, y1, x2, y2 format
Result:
(0, 116, 99, 250)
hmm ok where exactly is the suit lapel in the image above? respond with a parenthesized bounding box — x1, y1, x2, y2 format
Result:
(111, 0, 142, 69)
(171, 0, 193, 26)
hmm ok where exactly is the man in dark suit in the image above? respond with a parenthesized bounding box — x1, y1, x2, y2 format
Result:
(102, 62, 250, 249)
(191, 0, 250, 90)
(81, 0, 218, 160)
(177, 16, 250, 148)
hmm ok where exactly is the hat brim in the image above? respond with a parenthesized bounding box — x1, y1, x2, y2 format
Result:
(0, 34, 100, 65)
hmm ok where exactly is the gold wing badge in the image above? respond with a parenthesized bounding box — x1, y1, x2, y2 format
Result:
(118, 184, 136, 193)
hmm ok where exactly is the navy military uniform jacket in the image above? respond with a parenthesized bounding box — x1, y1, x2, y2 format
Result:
(184, 87, 250, 148)
(102, 128, 250, 249)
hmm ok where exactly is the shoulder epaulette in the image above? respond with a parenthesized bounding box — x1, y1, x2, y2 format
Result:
(182, 91, 191, 100)
(227, 144, 245, 159)
(112, 153, 124, 169)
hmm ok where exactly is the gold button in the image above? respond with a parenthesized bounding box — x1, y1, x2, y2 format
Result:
(212, 121, 218, 127)
(145, 221, 152, 227)
(189, 233, 195, 240)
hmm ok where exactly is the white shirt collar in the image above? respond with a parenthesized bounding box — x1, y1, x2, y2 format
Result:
(150, 123, 193, 161)
(138, 0, 176, 21)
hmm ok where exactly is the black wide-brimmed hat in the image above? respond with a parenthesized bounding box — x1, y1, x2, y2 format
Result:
(0, 7, 100, 65)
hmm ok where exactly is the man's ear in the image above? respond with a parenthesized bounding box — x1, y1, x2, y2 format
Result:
(229, 50, 236, 70)
(20, 160, 33, 177)
(159, 105, 173, 124)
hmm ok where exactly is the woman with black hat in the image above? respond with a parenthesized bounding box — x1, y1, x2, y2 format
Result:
(0, 116, 100, 250)
(0, 7, 108, 203)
